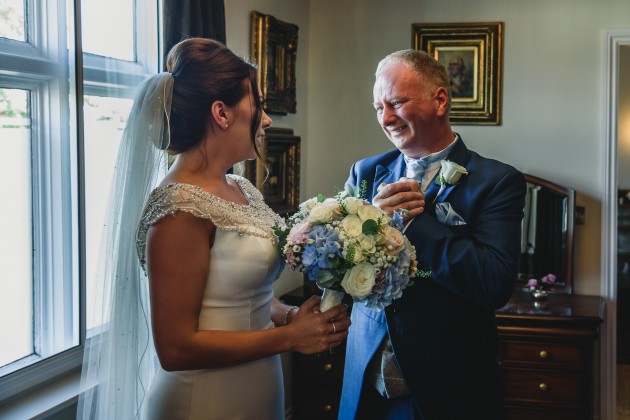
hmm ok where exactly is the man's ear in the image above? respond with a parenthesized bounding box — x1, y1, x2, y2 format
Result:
(210, 100, 230, 129)
(434, 87, 450, 117)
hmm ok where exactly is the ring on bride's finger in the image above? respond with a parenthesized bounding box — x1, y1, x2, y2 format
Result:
(331, 322, 337, 334)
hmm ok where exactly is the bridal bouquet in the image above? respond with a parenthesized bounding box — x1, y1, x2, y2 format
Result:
(275, 182, 430, 311)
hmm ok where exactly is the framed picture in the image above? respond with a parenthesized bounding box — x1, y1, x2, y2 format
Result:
(250, 11, 299, 115)
(412, 22, 503, 125)
(244, 128, 301, 216)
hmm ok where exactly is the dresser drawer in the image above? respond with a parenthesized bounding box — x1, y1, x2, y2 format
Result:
(500, 340, 586, 366)
(294, 351, 345, 380)
(293, 375, 342, 420)
(503, 368, 586, 404)
(504, 405, 586, 420)
(293, 385, 341, 420)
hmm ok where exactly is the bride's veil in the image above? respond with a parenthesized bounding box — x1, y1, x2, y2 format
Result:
(77, 72, 173, 419)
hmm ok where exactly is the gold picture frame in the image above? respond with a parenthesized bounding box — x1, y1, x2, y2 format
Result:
(412, 22, 503, 125)
(245, 128, 300, 216)
(250, 11, 299, 115)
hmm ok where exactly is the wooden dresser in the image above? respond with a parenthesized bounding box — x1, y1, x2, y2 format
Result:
(496, 289, 604, 420)
(282, 286, 349, 420)
(282, 287, 604, 420)
(291, 343, 346, 419)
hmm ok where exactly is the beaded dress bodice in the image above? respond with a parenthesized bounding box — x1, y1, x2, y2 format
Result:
(136, 174, 284, 269)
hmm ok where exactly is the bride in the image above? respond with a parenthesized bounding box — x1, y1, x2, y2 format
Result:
(78, 38, 350, 420)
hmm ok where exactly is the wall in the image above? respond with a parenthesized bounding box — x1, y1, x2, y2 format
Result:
(226, 1, 630, 296)
(619, 45, 630, 190)
(225, 0, 311, 298)
(304, 0, 630, 296)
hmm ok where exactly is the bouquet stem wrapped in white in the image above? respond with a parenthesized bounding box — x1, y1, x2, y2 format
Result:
(319, 288, 346, 312)
(275, 182, 430, 311)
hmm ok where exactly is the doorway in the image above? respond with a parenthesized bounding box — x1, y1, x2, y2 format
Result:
(617, 44, 630, 420)
(604, 30, 630, 420)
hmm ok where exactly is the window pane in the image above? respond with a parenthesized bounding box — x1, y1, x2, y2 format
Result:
(81, 0, 135, 61)
(0, 88, 32, 367)
(0, 0, 26, 41)
(83, 95, 132, 330)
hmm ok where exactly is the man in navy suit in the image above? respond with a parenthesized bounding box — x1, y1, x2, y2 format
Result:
(338, 49, 526, 420)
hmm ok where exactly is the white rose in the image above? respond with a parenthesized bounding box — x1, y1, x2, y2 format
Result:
(308, 203, 335, 224)
(299, 197, 319, 212)
(339, 215, 363, 238)
(341, 263, 376, 300)
(357, 234, 377, 254)
(357, 204, 387, 223)
(438, 160, 469, 186)
(343, 197, 365, 215)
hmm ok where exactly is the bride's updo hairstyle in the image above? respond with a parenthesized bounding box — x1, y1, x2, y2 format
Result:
(165, 37, 262, 155)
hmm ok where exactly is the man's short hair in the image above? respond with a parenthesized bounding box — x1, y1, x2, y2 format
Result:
(376, 49, 451, 100)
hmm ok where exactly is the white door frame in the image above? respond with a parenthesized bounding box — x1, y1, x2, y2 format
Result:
(602, 29, 630, 420)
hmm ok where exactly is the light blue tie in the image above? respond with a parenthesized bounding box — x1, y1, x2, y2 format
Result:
(404, 156, 429, 182)
(403, 140, 458, 185)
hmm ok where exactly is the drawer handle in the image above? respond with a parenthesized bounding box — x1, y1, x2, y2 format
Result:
(539, 383, 548, 392)
(323, 404, 333, 413)
(324, 363, 333, 372)
(539, 350, 549, 359)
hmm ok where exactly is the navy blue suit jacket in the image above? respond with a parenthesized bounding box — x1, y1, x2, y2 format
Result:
(339, 138, 526, 420)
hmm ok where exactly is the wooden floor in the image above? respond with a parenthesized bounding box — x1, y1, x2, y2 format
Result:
(619, 363, 630, 419)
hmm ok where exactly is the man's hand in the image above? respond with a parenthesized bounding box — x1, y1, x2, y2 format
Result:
(373, 177, 425, 222)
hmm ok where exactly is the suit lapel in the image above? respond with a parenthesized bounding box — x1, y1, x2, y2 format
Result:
(445, 137, 468, 167)
(432, 138, 469, 203)
(372, 153, 406, 200)
(424, 180, 442, 205)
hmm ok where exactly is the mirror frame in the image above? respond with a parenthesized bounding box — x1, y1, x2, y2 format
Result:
(518, 174, 575, 294)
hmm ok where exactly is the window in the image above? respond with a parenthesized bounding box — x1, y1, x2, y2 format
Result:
(83, 95, 133, 329)
(0, 0, 80, 395)
(0, 0, 26, 41)
(81, 0, 158, 332)
(81, 0, 135, 61)
(0, 88, 32, 367)
(0, 0, 159, 404)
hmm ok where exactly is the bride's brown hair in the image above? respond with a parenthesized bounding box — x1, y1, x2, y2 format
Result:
(166, 37, 263, 157)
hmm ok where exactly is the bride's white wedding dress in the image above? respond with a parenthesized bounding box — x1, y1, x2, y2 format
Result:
(135, 174, 286, 420)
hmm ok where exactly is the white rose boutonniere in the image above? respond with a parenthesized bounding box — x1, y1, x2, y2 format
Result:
(434, 160, 468, 202)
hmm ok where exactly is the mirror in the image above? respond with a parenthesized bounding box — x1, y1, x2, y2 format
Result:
(518, 174, 575, 294)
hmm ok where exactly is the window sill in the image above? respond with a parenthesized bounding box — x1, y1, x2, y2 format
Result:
(0, 370, 80, 419)
(0, 347, 83, 419)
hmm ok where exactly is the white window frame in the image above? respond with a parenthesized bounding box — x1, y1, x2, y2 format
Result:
(0, 0, 80, 403)
(0, 0, 159, 409)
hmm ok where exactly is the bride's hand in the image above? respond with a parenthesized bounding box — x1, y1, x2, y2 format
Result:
(287, 295, 350, 354)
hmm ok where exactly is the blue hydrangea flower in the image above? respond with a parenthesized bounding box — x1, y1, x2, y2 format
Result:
(390, 211, 404, 231)
(301, 225, 343, 280)
(360, 246, 412, 311)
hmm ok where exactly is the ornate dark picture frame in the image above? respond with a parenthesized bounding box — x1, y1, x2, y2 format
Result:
(412, 22, 503, 125)
(244, 128, 300, 216)
(250, 11, 298, 115)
